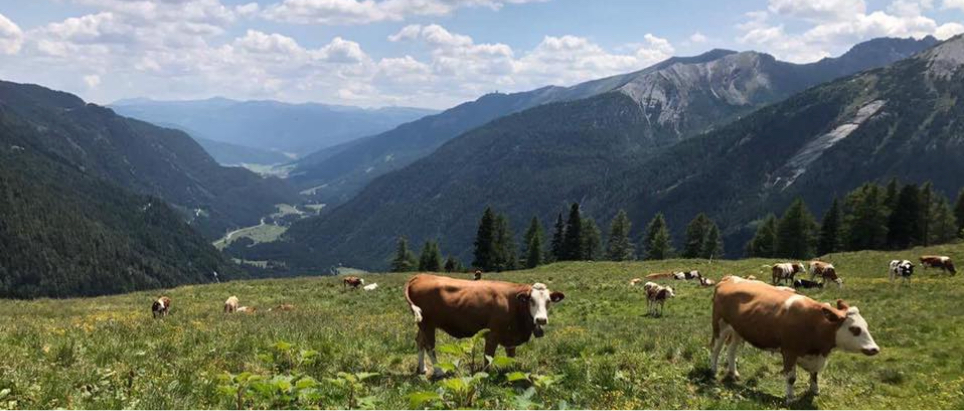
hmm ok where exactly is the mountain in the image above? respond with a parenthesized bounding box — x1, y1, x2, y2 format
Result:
(260, 36, 950, 271)
(110, 98, 438, 160)
(193, 137, 293, 166)
(287, 36, 939, 206)
(0, 102, 240, 299)
(0, 81, 299, 238)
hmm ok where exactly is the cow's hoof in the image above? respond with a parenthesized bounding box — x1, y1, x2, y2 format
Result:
(723, 371, 740, 381)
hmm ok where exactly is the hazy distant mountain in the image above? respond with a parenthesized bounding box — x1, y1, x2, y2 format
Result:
(287, 36, 939, 207)
(265, 36, 945, 271)
(110, 98, 438, 160)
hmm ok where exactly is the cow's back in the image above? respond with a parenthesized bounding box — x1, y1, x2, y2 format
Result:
(714, 279, 800, 350)
(407, 274, 518, 338)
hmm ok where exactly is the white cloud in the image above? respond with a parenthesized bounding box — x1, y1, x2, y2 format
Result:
(689, 31, 708, 43)
(263, 0, 547, 25)
(768, 0, 866, 22)
(0, 12, 23, 55)
(84, 74, 101, 88)
(943, 0, 964, 11)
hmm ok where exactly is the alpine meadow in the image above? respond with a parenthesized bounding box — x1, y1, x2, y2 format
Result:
(2, 1, 964, 410)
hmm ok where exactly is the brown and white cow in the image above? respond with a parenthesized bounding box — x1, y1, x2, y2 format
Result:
(269, 304, 295, 312)
(645, 272, 674, 280)
(629, 278, 643, 286)
(404, 274, 564, 377)
(710, 276, 879, 404)
(771, 263, 806, 286)
(920, 255, 956, 275)
(643, 282, 675, 316)
(673, 270, 702, 281)
(474, 270, 483, 281)
(699, 277, 716, 287)
(344, 276, 365, 289)
(237, 306, 256, 313)
(224, 296, 239, 313)
(809, 261, 842, 287)
(152, 296, 171, 319)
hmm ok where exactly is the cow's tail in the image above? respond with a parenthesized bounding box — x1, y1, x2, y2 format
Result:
(404, 276, 423, 323)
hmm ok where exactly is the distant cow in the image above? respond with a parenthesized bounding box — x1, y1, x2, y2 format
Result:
(711, 276, 880, 404)
(344, 276, 365, 289)
(809, 261, 842, 287)
(793, 279, 823, 289)
(920, 256, 956, 275)
(363, 283, 379, 291)
(699, 277, 716, 287)
(269, 304, 295, 312)
(404, 274, 564, 377)
(643, 282, 675, 316)
(645, 272, 674, 280)
(673, 270, 702, 280)
(771, 263, 806, 286)
(152, 296, 171, 319)
(224, 296, 239, 313)
(474, 270, 483, 281)
(237, 306, 256, 313)
(890, 260, 914, 283)
(629, 278, 644, 286)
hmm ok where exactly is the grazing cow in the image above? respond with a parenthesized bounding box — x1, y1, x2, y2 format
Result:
(643, 282, 675, 316)
(224, 296, 239, 313)
(344, 276, 365, 289)
(771, 263, 806, 286)
(645, 272, 674, 280)
(152, 296, 171, 319)
(237, 306, 256, 313)
(673, 270, 702, 280)
(629, 278, 643, 286)
(363, 283, 379, 291)
(404, 274, 564, 377)
(920, 256, 956, 275)
(710, 276, 879, 404)
(809, 261, 842, 287)
(699, 277, 716, 287)
(269, 304, 295, 312)
(890, 260, 914, 283)
(474, 270, 483, 281)
(794, 279, 824, 289)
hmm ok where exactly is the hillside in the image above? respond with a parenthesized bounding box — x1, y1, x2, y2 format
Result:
(0, 107, 240, 299)
(0, 243, 961, 408)
(110, 98, 437, 160)
(0, 81, 299, 238)
(287, 37, 937, 206)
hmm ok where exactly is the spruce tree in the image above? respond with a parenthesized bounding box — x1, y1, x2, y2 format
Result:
(472, 207, 497, 271)
(928, 196, 958, 245)
(644, 213, 674, 260)
(843, 183, 889, 251)
(745, 214, 778, 258)
(888, 184, 922, 249)
(683, 213, 711, 258)
(817, 198, 843, 255)
(919, 182, 934, 246)
(493, 214, 518, 271)
(390, 237, 418, 272)
(606, 209, 636, 261)
(443, 256, 463, 273)
(418, 240, 442, 272)
(702, 221, 724, 260)
(562, 203, 583, 261)
(775, 198, 817, 259)
(521, 217, 545, 268)
(955, 188, 964, 237)
(885, 178, 900, 211)
(549, 213, 565, 262)
(581, 217, 602, 261)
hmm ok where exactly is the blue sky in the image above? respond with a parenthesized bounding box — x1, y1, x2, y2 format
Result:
(1, 0, 962, 109)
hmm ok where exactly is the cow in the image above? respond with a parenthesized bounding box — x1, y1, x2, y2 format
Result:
(710, 276, 879, 405)
(629, 278, 644, 286)
(344, 276, 365, 289)
(890, 260, 914, 283)
(152, 296, 171, 319)
(809, 261, 842, 287)
(771, 263, 806, 286)
(699, 277, 716, 287)
(237, 306, 256, 313)
(474, 270, 483, 281)
(224, 296, 239, 313)
(793, 279, 823, 289)
(269, 304, 295, 312)
(643, 282, 675, 316)
(363, 283, 379, 291)
(673, 270, 703, 280)
(404, 274, 564, 378)
(645, 272, 674, 280)
(920, 256, 956, 275)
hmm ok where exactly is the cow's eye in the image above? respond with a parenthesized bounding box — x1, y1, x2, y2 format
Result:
(849, 326, 862, 337)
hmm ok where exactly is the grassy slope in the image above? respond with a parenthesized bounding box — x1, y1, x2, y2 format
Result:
(1, 243, 963, 409)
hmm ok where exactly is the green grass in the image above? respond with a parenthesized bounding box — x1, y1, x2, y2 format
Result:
(2, 244, 964, 409)
(213, 222, 288, 250)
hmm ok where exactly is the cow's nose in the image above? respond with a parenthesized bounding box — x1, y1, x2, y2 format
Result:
(535, 317, 547, 326)
(862, 347, 880, 356)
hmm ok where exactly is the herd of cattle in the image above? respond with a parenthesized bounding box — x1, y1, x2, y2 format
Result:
(148, 255, 955, 405)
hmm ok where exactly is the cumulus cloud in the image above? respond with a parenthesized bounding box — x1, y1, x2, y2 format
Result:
(943, 0, 964, 11)
(689, 32, 709, 43)
(264, 0, 547, 25)
(0, 12, 24, 55)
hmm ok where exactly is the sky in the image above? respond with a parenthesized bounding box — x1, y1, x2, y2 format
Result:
(0, 0, 962, 109)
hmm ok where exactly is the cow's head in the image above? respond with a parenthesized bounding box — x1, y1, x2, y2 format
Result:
(947, 261, 957, 274)
(517, 283, 565, 338)
(823, 300, 879, 356)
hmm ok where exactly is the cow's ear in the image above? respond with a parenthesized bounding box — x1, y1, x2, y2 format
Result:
(517, 292, 530, 303)
(822, 306, 845, 323)
(836, 299, 849, 311)
(550, 291, 565, 303)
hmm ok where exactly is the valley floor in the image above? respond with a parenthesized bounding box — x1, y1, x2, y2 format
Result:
(1, 244, 963, 409)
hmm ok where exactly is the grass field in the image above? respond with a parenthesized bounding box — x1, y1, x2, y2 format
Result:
(1, 244, 963, 409)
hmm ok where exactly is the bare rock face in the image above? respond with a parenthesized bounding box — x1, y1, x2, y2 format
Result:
(923, 34, 964, 78)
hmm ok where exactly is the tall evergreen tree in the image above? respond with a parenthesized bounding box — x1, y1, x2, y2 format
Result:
(493, 214, 518, 271)
(581, 217, 603, 261)
(919, 182, 934, 246)
(606, 209, 636, 261)
(682, 213, 711, 258)
(817, 198, 843, 255)
(549, 213, 566, 262)
(888, 184, 922, 249)
(443, 256, 463, 273)
(561, 203, 583, 261)
(472, 207, 497, 271)
(745, 214, 778, 258)
(644, 213, 674, 260)
(418, 240, 442, 272)
(701, 222, 724, 260)
(390, 237, 418, 272)
(843, 183, 889, 251)
(885, 178, 900, 211)
(929, 196, 958, 245)
(522, 216, 545, 269)
(955, 188, 964, 238)
(775, 198, 817, 259)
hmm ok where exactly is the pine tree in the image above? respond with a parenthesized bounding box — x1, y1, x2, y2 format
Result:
(561, 203, 583, 261)
(928, 195, 958, 245)
(418, 240, 442, 272)
(390, 237, 417, 272)
(775, 198, 817, 259)
(843, 183, 889, 251)
(955, 188, 964, 238)
(702, 221, 724, 260)
(493, 214, 518, 271)
(549, 213, 565, 262)
(817, 198, 842, 255)
(581, 217, 602, 261)
(745, 214, 778, 258)
(606, 209, 635, 261)
(444, 256, 463, 273)
(918, 182, 934, 246)
(885, 178, 900, 211)
(888, 184, 922, 249)
(472, 207, 497, 271)
(682, 213, 711, 258)
(521, 217, 545, 268)
(644, 213, 674, 260)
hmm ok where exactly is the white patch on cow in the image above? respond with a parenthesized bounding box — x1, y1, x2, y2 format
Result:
(156, 299, 165, 310)
(529, 283, 551, 326)
(783, 294, 804, 310)
(410, 304, 423, 323)
(798, 354, 827, 374)
(363, 283, 378, 291)
(834, 306, 879, 355)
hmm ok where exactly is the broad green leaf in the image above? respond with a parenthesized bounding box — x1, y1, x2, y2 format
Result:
(407, 391, 441, 409)
(506, 372, 530, 382)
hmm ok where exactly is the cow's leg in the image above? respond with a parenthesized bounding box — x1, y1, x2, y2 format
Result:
(724, 333, 743, 380)
(482, 335, 498, 369)
(415, 327, 427, 375)
(782, 352, 798, 405)
(709, 321, 727, 375)
(809, 372, 819, 395)
(505, 346, 517, 358)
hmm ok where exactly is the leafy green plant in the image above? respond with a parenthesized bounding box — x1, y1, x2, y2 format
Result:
(326, 372, 379, 409)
